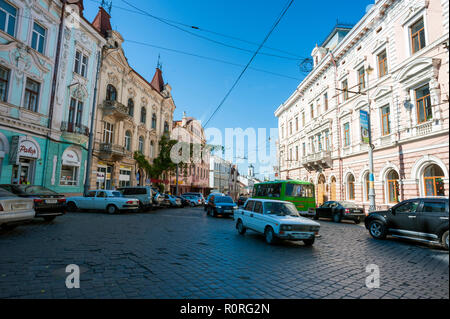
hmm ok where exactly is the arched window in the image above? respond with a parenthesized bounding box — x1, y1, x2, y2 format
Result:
(330, 177, 337, 201)
(387, 170, 400, 203)
(125, 131, 132, 151)
(152, 113, 157, 129)
(424, 165, 445, 196)
(140, 107, 146, 124)
(150, 141, 154, 158)
(106, 84, 117, 101)
(347, 174, 355, 200)
(164, 121, 169, 133)
(364, 172, 370, 202)
(138, 136, 144, 153)
(127, 99, 134, 116)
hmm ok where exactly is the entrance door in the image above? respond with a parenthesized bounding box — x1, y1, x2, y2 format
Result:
(12, 159, 34, 185)
(317, 175, 326, 206)
(330, 177, 337, 201)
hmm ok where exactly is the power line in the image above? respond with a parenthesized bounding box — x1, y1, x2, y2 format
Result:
(203, 0, 295, 128)
(116, 0, 301, 62)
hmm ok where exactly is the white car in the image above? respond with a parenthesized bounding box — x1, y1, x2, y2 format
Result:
(0, 188, 35, 230)
(234, 199, 321, 246)
(66, 190, 140, 214)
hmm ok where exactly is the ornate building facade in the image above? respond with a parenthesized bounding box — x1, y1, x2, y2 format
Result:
(90, 7, 176, 190)
(275, 0, 449, 210)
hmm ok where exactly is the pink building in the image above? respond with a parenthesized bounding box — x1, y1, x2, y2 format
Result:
(275, 0, 449, 211)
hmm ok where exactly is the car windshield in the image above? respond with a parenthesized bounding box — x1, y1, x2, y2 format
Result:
(264, 202, 300, 217)
(0, 188, 15, 198)
(214, 196, 234, 204)
(339, 201, 358, 208)
(15, 185, 58, 195)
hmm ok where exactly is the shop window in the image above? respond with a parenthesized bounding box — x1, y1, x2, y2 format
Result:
(60, 165, 79, 186)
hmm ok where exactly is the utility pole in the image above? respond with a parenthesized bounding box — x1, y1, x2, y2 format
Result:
(84, 50, 102, 196)
(366, 66, 376, 212)
(175, 163, 179, 196)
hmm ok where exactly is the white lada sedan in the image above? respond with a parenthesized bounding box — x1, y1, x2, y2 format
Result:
(66, 190, 139, 214)
(234, 199, 321, 246)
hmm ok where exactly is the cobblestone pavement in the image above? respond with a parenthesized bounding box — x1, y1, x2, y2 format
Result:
(0, 207, 448, 299)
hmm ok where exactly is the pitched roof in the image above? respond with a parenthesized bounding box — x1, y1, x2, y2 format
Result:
(92, 6, 112, 37)
(150, 68, 165, 93)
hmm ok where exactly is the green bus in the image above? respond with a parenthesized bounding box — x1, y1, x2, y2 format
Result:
(252, 180, 316, 217)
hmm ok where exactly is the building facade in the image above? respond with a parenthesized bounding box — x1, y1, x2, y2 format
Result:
(0, 0, 61, 186)
(275, 0, 449, 211)
(209, 155, 232, 194)
(89, 7, 176, 190)
(170, 113, 210, 195)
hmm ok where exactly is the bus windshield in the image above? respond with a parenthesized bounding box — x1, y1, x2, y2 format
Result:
(285, 183, 314, 198)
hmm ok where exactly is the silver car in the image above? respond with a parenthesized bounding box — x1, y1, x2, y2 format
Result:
(0, 188, 35, 230)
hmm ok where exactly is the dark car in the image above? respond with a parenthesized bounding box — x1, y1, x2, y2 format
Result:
(0, 185, 66, 222)
(365, 197, 449, 249)
(237, 196, 248, 207)
(206, 195, 238, 217)
(176, 196, 189, 207)
(314, 201, 366, 224)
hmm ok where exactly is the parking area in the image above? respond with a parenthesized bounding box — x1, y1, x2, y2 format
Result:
(0, 207, 448, 299)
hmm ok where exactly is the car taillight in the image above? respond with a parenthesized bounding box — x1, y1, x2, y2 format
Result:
(126, 200, 135, 204)
(345, 209, 350, 214)
(34, 199, 44, 204)
(58, 198, 66, 203)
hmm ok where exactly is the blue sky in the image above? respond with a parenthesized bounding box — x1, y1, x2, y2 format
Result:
(83, 0, 373, 180)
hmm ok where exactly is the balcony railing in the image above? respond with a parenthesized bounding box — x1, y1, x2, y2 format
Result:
(99, 143, 132, 159)
(302, 150, 332, 171)
(61, 122, 89, 137)
(415, 121, 433, 137)
(102, 100, 130, 119)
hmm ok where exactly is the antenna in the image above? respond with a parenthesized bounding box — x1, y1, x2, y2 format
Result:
(101, 0, 113, 15)
(157, 54, 162, 70)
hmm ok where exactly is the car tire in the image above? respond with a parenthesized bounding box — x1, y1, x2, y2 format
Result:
(67, 202, 78, 212)
(264, 227, 276, 245)
(354, 217, 361, 224)
(43, 216, 56, 222)
(106, 205, 118, 215)
(236, 220, 246, 235)
(332, 213, 341, 223)
(441, 230, 449, 250)
(368, 220, 387, 240)
(303, 237, 315, 246)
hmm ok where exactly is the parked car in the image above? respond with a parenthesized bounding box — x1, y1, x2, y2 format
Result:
(183, 195, 203, 207)
(0, 185, 66, 222)
(117, 186, 154, 211)
(0, 188, 35, 230)
(234, 199, 320, 245)
(176, 196, 189, 207)
(151, 188, 165, 208)
(160, 194, 182, 208)
(237, 196, 248, 207)
(365, 197, 449, 249)
(183, 192, 205, 204)
(206, 195, 238, 217)
(66, 190, 139, 214)
(314, 201, 366, 224)
(204, 192, 225, 210)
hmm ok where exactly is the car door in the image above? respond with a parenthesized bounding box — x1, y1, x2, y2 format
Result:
(241, 200, 255, 229)
(388, 200, 421, 233)
(251, 201, 265, 233)
(417, 200, 448, 238)
(95, 191, 108, 210)
(316, 202, 331, 218)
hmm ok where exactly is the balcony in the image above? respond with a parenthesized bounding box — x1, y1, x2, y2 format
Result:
(302, 150, 332, 171)
(60, 122, 89, 144)
(99, 143, 132, 160)
(102, 100, 130, 120)
(415, 121, 433, 137)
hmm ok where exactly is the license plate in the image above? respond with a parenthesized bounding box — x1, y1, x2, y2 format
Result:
(353, 210, 361, 213)
(291, 233, 310, 239)
(13, 204, 27, 210)
(45, 200, 58, 204)
(224, 210, 232, 213)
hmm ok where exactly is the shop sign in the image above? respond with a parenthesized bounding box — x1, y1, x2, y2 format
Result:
(62, 150, 80, 166)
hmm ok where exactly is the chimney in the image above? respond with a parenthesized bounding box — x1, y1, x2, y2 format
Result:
(92, 6, 112, 37)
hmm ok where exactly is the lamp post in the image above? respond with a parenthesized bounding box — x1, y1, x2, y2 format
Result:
(366, 65, 376, 212)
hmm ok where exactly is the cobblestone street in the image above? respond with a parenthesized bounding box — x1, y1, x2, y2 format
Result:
(0, 207, 448, 299)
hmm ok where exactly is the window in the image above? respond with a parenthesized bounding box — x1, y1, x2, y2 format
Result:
(316, 99, 321, 116)
(364, 173, 370, 201)
(74, 50, 88, 77)
(31, 22, 46, 54)
(23, 78, 40, 112)
(422, 201, 446, 213)
(253, 201, 263, 214)
(302, 113, 305, 126)
(106, 84, 117, 101)
(289, 121, 292, 135)
(378, 50, 388, 77)
(395, 201, 419, 214)
(138, 136, 144, 153)
(324, 92, 328, 111)
(68, 98, 83, 128)
(244, 200, 255, 211)
(347, 174, 355, 200)
(150, 141, 154, 157)
(317, 134, 322, 151)
(60, 165, 79, 186)
(302, 143, 306, 157)
(381, 105, 391, 136)
(295, 117, 298, 131)
(410, 18, 425, 54)
(423, 165, 445, 196)
(324, 130, 330, 150)
(140, 107, 146, 124)
(0, 0, 17, 37)
(151, 113, 157, 129)
(387, 170, 399, 203)
(127, 99, 134, 116)
(103, 122, 114, 143)
(415, 84, 432, 124)
(358, 67, 365, 91)
(0, 65, 10, 102)
(310, 104, 314, 119)
(285, 183, 314, 198)
(125, 131, 131, 151)
(164, 121, 169, 133)
(295, 146, 298, 161)
(343, 122, 350, 146)
(342, 79, 349, 101)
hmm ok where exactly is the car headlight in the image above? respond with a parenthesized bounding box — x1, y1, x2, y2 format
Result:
(281, 225, 293, 231)
(216, 206, 222, 209)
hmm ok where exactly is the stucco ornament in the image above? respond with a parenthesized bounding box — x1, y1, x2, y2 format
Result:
(11, 44, 32, 85)
(141, 97, 148, 107)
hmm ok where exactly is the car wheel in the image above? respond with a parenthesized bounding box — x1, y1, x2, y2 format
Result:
(106, 205, 118, 215)
(264, 227, 276, 245)
(43, 216, 56, 222)
(303, 237, 315, 246)
(354, 217, 361, 224)
(332, 213, 341, 223)
(67, 202, 78, 212)
(441, 230, 449, 250)
(369, 220, 387, 240)
(236, 220, 246, 235)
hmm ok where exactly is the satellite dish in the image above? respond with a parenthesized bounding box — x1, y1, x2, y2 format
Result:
(366, 4, 375, 13)
(403, 100, 412, 109)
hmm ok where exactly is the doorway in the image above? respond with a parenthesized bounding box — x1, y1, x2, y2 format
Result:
(12, 158, 35, 185)
(317, 174, 326, 206)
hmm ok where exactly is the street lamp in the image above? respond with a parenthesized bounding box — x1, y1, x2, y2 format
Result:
(366, 65, 376, 212)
